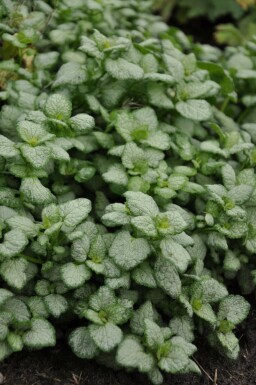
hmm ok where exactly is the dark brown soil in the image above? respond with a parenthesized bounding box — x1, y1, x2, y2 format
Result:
(1, 301, 256, 385)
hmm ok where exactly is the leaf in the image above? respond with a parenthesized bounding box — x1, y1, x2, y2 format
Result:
(144, 319, 164, 350)
(53, 62, 87, 87)
(7, 332, 23, 352)
(46, 143, 70, 162)
(0, 342, 12, 361)
(17, 121, 54, 145)
(71, 235, 90, 262)
(141, 131, 171, 151)
(44, 94, 72, 121)
(124, 191, 159, 217)
(154, 257, 181, 299)
(0, 288, 13, 306)
(89, 286, 116, 312)
(0, 229, 28, 258)
(130, 301, 155, 335)
(147, 83, 174, 109)
(208, 232, 228, 251)
(23, 318, 56, 348)
(176, 100, 212, 121)
(172, 336, 197, 356)
(27, 296, 49, 318)
(216, 218, 248, 239)
(42, 204, 61, 228)
(0, 258, 29, 290)
(34, 51, 59, 69)
(141, 53, 158, 73)
(69, 327, 99, 359)
(0, 135, 19, 158)
(103, 259, 121, 279)
(147, 368, 163, 385)
(0, 206, 18, 222)
(133, 107, 158, 132)
(216, 331, 239, 359)
(20, 178, 55, 205)
(115, 111, 135, 141)
(59, 198, 92, 230)
(89, 322, 123, 352)
(163, 54, 184, 80)
(88, 234, 106, 262)
(102, 210, 130, 227)
(85, 309, 103, 325)
(221, 164, 236, 190)
(177, 80, 220, 99)
(105, 274, 130, 290)
(155, 211, 187, 236)
(0, 188, 20, 209)
(183, 182, 205, 195)
(207, 184, 226, 202)
(6, 216, 39, 238)
(3, 298, 30, 324)
(227, 185, 253, 205)
(169, 316, 194, 342)
(103, 164, 128, 186)
(0, 324, 8, 341)
(79, 36, 103, 59)
(61, 262, 91, 288)
(106, 58, 144, 80)
(131, 216, 157, 237)
(144, 73, 174, 84)
(44, 294, 68, 318)
(218, 295, 250, 325)
(158, 346, 189, 374)
(122, 142, 148, 171)
(69, 114, 95, 133)
(224, 251, 241, 273)
(168, 174, 188, 190)
(193, 303, 217, 326)
(132, 262, 157, 288)
(160, 238, 191, 273)
(109, 231, 151, 271)
(236, 69, 256, 79)
(197, 61, 234, 95)
(172, 232, 194, 247)
(117, 336, 154, 372)
(94, 132, 114, 149)
(20, 144, 51, 169)
(191, 278, 228, 303)
(200, 140, 226, 157)
(107, 301, 133, 325)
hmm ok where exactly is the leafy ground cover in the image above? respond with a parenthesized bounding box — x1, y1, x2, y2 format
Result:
(1, 298, 256, 385)
(0, 0, 256, 384)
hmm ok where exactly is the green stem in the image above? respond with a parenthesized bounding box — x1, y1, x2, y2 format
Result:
(20, 254, 43, 265)
(221, 97, 229, 113)
(237, 107, 251, 124)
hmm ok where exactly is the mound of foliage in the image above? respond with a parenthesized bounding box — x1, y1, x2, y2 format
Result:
(0, 1, 255, 384)
(154, 0, 256, 46)
(154, 0, 250, 20)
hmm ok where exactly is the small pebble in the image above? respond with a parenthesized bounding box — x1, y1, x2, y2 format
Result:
(0, 372, 4, 384)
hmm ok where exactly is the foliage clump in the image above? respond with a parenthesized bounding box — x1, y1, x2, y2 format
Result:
(0, 1, 254, 383)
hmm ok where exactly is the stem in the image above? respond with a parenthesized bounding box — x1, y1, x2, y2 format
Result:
(221, 97, 229, 112)
(237, 107, 251, 124)
(20, 254, 43, 265)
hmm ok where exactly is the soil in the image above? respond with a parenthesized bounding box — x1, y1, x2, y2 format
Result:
(1, 299, 256, 385)
(171, 16, 218, 45)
